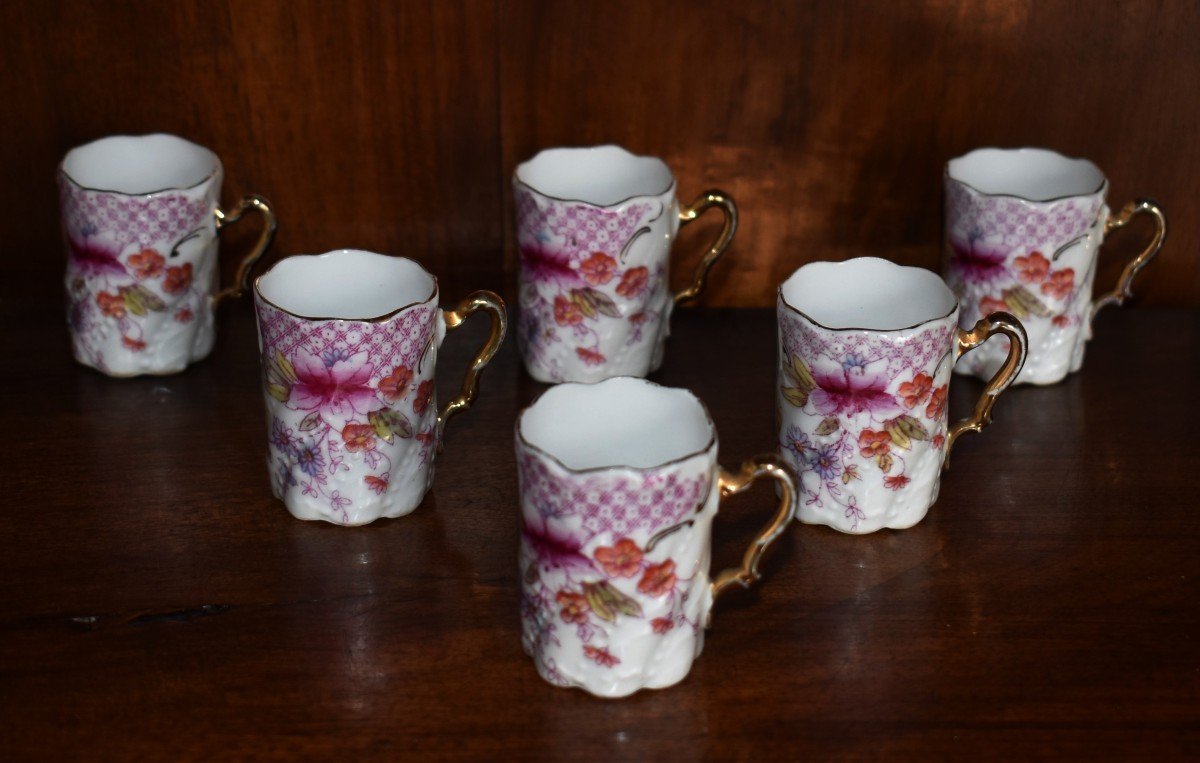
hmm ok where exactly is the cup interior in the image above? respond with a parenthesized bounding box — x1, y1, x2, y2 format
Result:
(61, 134, 219, 195)
(515, 145, 673, 206)
(947, 147, 1105, 201)
(257, 250, 436, 320)
(780, 257, 956, 331)
(519, 378, 713, 470)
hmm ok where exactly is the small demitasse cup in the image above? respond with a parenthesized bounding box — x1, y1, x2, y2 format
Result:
(777, 258, 1029, 534)
(517, 377, 797, 697)
(253, 250, 506, 526)
(945, 147, 1166, 385)
(513, 145, 738, 383)
(61, 133, 276, 376)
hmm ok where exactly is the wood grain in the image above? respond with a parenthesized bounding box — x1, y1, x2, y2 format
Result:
(1, 294, 1198, 759)
(498, 0, 1200, 307)
(4, 5, 1198, 756)
(3, 0, 1197, 309)
(0, 0, 503, 302)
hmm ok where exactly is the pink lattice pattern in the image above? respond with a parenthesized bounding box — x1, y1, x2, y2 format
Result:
(946, 181, 1103, 252)
(256, 301, 438, 382)
(780, 310, 954, 379)
(517, 452, 709, 539)
(515, 186, 657, 263)
(60, 182, 210, 250)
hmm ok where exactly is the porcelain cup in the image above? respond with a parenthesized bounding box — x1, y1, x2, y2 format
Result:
(61, 133, 276, 376)
(944, 147, 1166, 385)
(254, 250, 506, 526)
(777, 258, 1029, 534)
(517, 377, 797, 697)
(513, 145, 737, 383)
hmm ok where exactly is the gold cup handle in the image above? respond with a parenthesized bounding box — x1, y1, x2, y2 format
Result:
(673, 190, 738, 305)
(435, 290, 507, 446)
(708, 455, 798, 625)
(212, 195, 277, 309)
(1088, 199, 1167, 328)
(944, 312, 1028, 466)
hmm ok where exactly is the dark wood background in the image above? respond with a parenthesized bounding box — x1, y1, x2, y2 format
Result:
(3, 3, 1199, 757)
(2, 301, 1199, 759)
(2, 0, 1197, 307)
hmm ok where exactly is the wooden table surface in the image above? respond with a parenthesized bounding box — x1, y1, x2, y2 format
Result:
(2, 297, 1197, 760)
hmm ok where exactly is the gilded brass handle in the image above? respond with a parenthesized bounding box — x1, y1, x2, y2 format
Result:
(212, 195, 277, 309)
(673, 190, 738, 305)
(944, 311, 1028, 466)
(436, 290, 507, 447)
(708, 455, 798, 624)
(1089, 199, 1166, 328)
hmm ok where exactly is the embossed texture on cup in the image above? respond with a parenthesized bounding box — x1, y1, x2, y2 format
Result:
(777, 258, 1027, 534)
(61, 133, 274, 376)
(514, 145, 736, 383)
(255, 250, 505, 526)
(945, 147, 1165, 385)
(518, 378, 795, 697)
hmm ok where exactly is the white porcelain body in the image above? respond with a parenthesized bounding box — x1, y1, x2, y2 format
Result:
(61, 134, 225, 376)
(944, 148, 1109, 385)
(777, 259, 964, 534)
(254, 251, 448, 526)
(517, 378, 724, 697)
(514, 146, 680, 383)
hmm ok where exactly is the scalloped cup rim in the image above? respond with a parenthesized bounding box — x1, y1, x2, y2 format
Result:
(513, 144, 676, 208)
(946, 146, 1108, 204)
(60, 132, 221, 197)
(517, 377, 717, 475)
(254, 249, 439, 323)
(778, 257, 959, 334)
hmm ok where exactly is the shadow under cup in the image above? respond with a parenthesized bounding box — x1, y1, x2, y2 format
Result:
(776, 258, 1025, 534)
(944, 147, 1166, 385)
(516, 378, 797, 697)
(61, 134, 275, 376)
(513, 145, 738, 384)
(256, 250, 502, 527)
